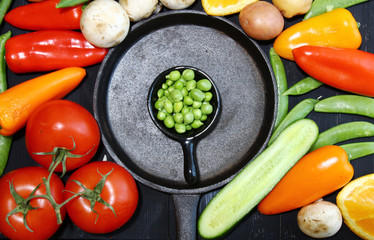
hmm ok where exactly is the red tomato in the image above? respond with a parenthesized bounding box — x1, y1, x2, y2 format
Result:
(64, 161, 138, 234)
(25, 100, 101, 173)
(0, 167, 65, 240)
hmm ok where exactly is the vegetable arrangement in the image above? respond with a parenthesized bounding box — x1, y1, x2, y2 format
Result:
(198, 0, 374, 239)
(0, 0, 374, 240)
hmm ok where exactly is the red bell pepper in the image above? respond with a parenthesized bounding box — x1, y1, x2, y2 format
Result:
(4, 0, 82, 30)
(5, 30, 108, 74)
(293, 45, 374, 97)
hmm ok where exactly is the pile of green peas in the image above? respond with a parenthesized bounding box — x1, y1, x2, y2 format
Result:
(154, 68, 214, 134)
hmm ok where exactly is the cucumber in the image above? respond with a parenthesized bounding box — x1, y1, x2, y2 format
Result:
(197, 119, 319, 239)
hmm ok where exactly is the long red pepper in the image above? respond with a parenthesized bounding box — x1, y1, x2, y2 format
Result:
(293, 45, 374, 97)
(4, 0, 82, 30)
(5, 30, 108, 74)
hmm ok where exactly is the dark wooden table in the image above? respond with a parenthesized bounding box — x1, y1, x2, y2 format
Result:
(1, 0, 373, 239)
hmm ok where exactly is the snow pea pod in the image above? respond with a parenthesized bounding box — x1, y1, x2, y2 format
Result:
(268, 98, 318, 145)
(0, 31, 12, 175)
(269, 47, 288, 130)
(340, 142, 374, 161)
(56, 0, 89, 8)
(283, 76, 323, 96)
(310, 121, 374, 152)
(304, 0, 368, 20)
(314, 95, 374, 118)
(0, 0, 13, 24)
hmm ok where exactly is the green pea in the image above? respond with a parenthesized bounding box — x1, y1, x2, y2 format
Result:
(175, 123, 187, 134)
(182, 69, 195, 80)
(166, 79, 174, 86)
(186, 80, 196, 91)
(201, 103, 213, 115)
(191, 120, 203, 129)
(183, 112, 194, 124)
(190, 88, 205, 102)
(162, 83, 168, 89)
(164, 115, 175, 128)
(173, 112, 184, 123)
(192, 101, 202, 109)
(174, 101, 183, 113)
(200, 114, 207, 121)
(167, 70, 181, 81)
(181, 106, 190, 115)
(197, 79, 212, 91)
(168, 86, 175, 93)
(164, 99, 173, 113)
(181, 87, 188, 96)
(170, 89, 183, 102)
(204, 92, 213, 101)
(157, 110, 167, 121)
(174, 80, 184, 90)
(192, 108, 202, 120)
(186, 125, 192, 131)
(184, 96, 194, 105)
(157, 89, 164, 98)
(164, 89, 169, 96)
(154, 100, 164, 110)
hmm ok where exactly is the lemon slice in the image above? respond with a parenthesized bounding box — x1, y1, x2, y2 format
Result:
(201, 0, 258, 16)
(337, 173, 374, 240)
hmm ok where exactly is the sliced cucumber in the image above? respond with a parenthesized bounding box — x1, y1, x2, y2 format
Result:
(197, 119, 319, 239)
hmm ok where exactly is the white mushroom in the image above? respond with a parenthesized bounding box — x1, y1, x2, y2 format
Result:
(80, 0, 130, 48)
(297, 200, 343, 238)
(159, 0, 196, 10)
(119, 0, 159, 22)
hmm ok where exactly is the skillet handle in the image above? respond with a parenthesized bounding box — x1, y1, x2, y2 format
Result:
(181, 139, 199, 185)
(172, 194, 201, 240)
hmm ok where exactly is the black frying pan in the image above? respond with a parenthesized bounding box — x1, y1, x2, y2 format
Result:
(93, 10, 277, 239)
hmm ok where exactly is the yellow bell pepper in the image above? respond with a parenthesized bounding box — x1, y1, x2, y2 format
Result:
(273, 8, 362, 61)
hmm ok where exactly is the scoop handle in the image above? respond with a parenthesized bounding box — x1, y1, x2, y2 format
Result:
(181, 139, 199, 185)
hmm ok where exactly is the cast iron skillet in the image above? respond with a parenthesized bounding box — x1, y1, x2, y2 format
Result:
(93, 10, 277, 239)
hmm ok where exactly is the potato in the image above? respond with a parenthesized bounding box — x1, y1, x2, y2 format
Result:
(272, 0, 313, 18)
(239, 1, 284, 41)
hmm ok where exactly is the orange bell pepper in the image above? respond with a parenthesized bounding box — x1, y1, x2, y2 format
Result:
(0, 67, 86, 136)
(257, 145, 354, 215)
(273, 8, 362, 60)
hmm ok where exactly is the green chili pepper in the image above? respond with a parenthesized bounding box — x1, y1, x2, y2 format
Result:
(283, 76, 323, 96)
(0, 31, 12, 176)
(56, 0, 90, 8)
(310, 121, 374, 152)
(304, 0, 368, 20)
(269, 47, 288, 130)
(268, 98, 318, 145)
(340, 142, 374, 161)
(314, 95, 374, 118)
(0, 0, 13, 24)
